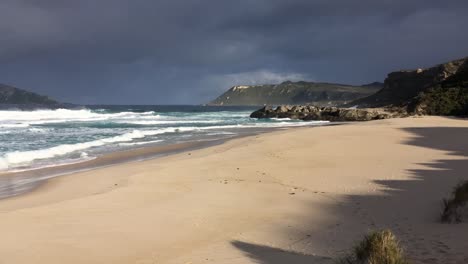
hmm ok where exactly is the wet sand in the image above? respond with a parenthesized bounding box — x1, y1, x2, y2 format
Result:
(0, 116, 467, 264)
(0, 125, 331, 200)
(0, 140, 222, 199)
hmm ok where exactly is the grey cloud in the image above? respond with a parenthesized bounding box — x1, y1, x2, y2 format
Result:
(0, 0, 467, 104)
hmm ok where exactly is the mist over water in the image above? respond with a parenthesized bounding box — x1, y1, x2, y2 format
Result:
(0, 105, 326, 172)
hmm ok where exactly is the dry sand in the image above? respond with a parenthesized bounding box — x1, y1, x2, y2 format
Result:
(0, 116, 467, 264)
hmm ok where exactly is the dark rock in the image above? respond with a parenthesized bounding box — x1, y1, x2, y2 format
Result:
(250, 105, 407, 122)
(276, 105, 289, 113)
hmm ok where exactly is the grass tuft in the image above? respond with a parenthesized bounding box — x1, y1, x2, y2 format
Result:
(339, 230, 410, 264)
(441, 181, 468, 223)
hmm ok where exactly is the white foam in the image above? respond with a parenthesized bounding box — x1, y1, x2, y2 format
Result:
(271, 117, 293, 121)
(0, 129, 156, 170)
(0, 126, 214, 170)
(0, 107, 328, 171)
(28, 128, 47, 133)
(119, 140, 163, 146)
(0, 123, 30, 128)
(119, 120, 223, 125)
(0, 108, 159, 127)
(0, 159, 8, 171)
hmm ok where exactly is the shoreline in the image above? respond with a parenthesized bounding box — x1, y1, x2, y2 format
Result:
(0, 140, 213, 200)
(0, 116, 466, 264)
(0, 125, 330, 200)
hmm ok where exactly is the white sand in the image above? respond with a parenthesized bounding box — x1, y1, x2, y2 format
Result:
(0, 116, 467, 264)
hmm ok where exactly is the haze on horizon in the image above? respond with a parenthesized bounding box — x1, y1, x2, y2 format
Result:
(1, 0, 467, 105)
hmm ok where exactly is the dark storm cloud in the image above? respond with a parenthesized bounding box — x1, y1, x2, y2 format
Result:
(0, 0, 468, 104)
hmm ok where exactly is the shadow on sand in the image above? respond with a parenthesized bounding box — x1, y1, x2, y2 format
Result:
(232, 124, 468, 264)
(231, 241, 332, 264)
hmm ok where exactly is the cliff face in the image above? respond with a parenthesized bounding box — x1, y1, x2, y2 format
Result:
(209, 81, 381, 106)
(410, 58, 468, 115)
(249, 57, 468, 121)
(0, 84, 64, 109)
(350, 57, 468, 111)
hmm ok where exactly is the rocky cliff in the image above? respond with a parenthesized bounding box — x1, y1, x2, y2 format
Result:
(409, 58, 468, 115)
(349, 57, 468, 114)
(250, 57, 468, 121)
(209, 81, 381, 106)
(0, 84, 65, 109)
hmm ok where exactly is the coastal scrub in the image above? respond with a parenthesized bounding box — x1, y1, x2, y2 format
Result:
(441, 181, 468, 223)
(339, 230, 410, 264)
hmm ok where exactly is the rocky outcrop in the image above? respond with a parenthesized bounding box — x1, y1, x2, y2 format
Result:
(250, 105, 407, 122)
(250, 57, 468, 120)
(349, 57, 468, 110)
(409, 58, 468, 116)
(209, 81, 381, 106)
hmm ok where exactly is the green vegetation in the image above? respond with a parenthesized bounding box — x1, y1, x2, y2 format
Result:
(339, 230, 410, 264)
(411, 63, 468, 116)
(413, 86, 468, 116)
(441, 181, 468, 223)
(350, 57, 468, 116)
(209, 81, 381, 106)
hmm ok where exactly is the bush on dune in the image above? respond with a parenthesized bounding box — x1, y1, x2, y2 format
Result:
(339, 230, 410, 264)
(441, 181, 468, 223)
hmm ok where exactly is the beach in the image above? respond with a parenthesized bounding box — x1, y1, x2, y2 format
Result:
(0, 116, 467, 263)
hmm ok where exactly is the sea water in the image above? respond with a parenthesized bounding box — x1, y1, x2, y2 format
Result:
(0, 105, 326, 172)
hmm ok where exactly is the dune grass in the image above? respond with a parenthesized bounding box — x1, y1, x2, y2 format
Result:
(441, 180, 468, 223)
(339, 230, 410, 264)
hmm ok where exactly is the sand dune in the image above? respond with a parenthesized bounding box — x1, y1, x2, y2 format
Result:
(0, 116, 467, 264)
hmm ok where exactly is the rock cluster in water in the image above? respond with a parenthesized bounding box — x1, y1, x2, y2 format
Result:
(250, 105, 407, 122)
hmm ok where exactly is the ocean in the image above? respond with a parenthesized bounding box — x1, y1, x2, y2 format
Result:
(0, 105, 327, 172)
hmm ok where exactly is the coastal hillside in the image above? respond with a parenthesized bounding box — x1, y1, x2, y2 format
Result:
(410, 58, 468, 115)
(349, 57, 468, 115)
(0, 83, 64, 109)
(209, 81, 382, 106)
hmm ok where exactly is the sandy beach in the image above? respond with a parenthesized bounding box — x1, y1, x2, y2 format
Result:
(0, 116, 467, 264)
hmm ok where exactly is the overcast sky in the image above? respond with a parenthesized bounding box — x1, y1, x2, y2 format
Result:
(1, 0, 467, 104)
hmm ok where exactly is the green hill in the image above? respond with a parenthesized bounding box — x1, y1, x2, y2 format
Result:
(209, 81, 381, 106)
(0, 83, 63, 108)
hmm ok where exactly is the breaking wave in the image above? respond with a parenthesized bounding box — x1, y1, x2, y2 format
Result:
(0, 107, 327, 171)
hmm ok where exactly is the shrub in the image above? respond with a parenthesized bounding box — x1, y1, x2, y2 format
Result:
(339, 230, 410, 264)
(441, 181, 468, 223)
(412, 86, 468, 116)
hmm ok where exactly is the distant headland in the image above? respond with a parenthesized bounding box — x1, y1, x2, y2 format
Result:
(0, 83, 74, 110)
